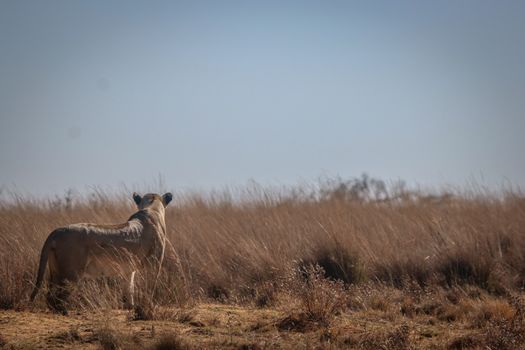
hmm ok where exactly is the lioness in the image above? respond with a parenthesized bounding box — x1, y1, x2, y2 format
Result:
(30, 192, 172, 313)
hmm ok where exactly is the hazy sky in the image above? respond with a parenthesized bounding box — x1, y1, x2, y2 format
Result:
(1, 1, 524, 196)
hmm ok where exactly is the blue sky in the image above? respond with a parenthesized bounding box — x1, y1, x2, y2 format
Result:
(1, 1, 524, 196)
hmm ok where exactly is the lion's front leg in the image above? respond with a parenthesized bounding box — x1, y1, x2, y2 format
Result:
(123, 270, 136, 309)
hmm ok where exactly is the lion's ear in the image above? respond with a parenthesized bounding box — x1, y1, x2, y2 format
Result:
(133, 192, 142, 206)
(162, 192, 173, 206)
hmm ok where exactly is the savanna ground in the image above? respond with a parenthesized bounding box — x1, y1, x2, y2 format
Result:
(1, 176, 525, 349)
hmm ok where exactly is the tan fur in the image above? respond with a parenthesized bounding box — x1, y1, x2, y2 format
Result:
(30, 192, 173, 314)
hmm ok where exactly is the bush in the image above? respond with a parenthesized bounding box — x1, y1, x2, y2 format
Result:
(279, 264, 348, 330)
(438, 253, 492, 289)
(301, 244, 365, 285)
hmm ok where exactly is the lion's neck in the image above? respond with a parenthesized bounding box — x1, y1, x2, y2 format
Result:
(131, 207, 166, 232)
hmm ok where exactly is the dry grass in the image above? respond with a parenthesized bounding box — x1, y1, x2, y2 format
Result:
(152, 333, 193, 350)
(1, 177, 525, 348)
(277, 264, 348, 331)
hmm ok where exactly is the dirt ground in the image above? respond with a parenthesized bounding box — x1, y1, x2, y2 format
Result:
(0, 303, 480, 350)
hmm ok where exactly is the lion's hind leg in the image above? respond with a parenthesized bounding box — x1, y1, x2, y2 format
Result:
(46, 250, 82, 315)
(46, 260, 71, 315)
(46, 279, 70, 315)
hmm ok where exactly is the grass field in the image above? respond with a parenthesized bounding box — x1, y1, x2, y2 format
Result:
(1, 176, 525, 349)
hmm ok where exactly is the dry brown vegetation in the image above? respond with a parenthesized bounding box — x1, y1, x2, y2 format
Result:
(1, 176, 525, 349)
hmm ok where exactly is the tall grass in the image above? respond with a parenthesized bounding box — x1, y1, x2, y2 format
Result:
(1, 177, 524, 310)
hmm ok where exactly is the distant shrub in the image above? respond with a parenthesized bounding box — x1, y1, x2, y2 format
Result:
(319, 173, 389, 202)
